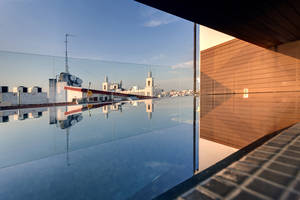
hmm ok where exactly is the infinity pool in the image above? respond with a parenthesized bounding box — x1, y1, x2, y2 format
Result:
(0, 97, 236, 200)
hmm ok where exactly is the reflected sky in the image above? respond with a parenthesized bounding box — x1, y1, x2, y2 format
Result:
(0, 97, 237, 200)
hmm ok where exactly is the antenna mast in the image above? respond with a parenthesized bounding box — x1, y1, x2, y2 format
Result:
(65, 33, 75, 73)
(65, 34, 69, 73)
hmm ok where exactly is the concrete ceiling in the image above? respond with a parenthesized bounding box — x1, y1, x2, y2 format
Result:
(135, 0, 300, 48)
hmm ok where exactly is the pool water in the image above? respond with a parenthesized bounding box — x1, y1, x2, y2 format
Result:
(0, 97, 236, 200)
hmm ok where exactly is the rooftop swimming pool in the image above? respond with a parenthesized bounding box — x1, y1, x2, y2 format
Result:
(0, 96, 238, 200)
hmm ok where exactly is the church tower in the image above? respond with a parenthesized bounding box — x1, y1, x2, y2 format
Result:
(102, 75, 109, 91)
(144, 71, 154, 96)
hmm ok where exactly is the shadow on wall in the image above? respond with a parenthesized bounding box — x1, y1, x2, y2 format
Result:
(269, 40, 300, 60)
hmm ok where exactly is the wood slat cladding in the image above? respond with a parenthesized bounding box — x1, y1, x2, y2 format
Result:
(200, 92, 300, 149)
(201, 39, 300, 95)
(136, 0, 300, 48)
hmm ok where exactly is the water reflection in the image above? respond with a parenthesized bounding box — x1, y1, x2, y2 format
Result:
(47, 101, 154, 167)
(0, 96, 245, 199)
(0, 97, 196, 199)
(1, 91, 299, 199)
(0, 107, 47, 122)
(200, 92, 300, 149)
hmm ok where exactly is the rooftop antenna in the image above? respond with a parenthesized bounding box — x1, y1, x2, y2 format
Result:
(65, 33, 75, 73)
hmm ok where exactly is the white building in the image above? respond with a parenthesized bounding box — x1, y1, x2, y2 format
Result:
(49, 72, 84, 103)
(0, 86, 47, 106)
(102, 76, 123, 92)
(49, 72, 114, 104)
(144, 71, 154, 96)
(120, 71, 157, 97)
(0, 86, 17, 106)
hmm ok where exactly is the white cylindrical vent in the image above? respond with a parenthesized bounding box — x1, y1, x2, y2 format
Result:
(70, 75, 76, 82)
(76, 78, 83, 85)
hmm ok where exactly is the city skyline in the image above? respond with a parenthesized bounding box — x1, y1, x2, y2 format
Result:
(0, 50, 193, 91)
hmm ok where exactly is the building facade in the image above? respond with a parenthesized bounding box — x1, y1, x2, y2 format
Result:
(102, 76, 123, 92)
(0, 86, 47, 106)
(49, 72, 112, 103)
(121, 71, 156, 97)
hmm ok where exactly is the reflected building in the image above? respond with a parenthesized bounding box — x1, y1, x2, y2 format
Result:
(0, 107, 47, 123)
(145, 99, 154, 120)
(0, 110, 16, 123)
(101, 100, 154, 119)
(102, 103, 123, 119)
(46, 100, 155, 165)
(49, 105, 85, 166)
(57, 114, 83, 130)
(49, 105, 85, 126)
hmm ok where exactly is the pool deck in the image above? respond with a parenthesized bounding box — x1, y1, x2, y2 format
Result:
(179, 123, 300, 200)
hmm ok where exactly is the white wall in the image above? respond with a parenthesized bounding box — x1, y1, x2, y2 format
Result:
(0, 93, 17, 106)
(0, 92, 48, 106)
(21, 93, 48, 104)
(55, 82, 67, 103)
(67, 89, 83, 102)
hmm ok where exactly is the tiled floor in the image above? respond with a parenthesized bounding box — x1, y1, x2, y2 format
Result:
(179, 123, 300, 200)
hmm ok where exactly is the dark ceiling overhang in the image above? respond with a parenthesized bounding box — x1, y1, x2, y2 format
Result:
(135, 0, 300, 48)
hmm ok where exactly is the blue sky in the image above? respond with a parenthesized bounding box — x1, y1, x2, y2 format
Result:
(0, 0, 193, 66)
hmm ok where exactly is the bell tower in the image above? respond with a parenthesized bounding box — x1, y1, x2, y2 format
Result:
(145, 71, 154, 96)
(102, 75, 109, 91)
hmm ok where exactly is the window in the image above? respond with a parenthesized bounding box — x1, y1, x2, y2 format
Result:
(104, 85, 106, 90)
(3, 116, 9, 122)
(148, 81, 151, 86)
(1, 87, 8, 93)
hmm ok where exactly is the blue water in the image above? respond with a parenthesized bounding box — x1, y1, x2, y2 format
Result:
(0, 97, 235, 200)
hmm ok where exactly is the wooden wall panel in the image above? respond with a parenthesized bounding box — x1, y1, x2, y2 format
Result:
(201, 39, 300, 94)
(200, 39, 300, 149)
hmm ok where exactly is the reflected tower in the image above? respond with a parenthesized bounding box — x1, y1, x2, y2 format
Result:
(145, 99, 154, 120)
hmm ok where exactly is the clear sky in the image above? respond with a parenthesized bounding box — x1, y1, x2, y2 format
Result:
(0, 0, 234, 91)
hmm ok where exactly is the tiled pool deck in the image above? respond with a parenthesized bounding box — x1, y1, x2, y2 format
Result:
(179, 123, 300, 200)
